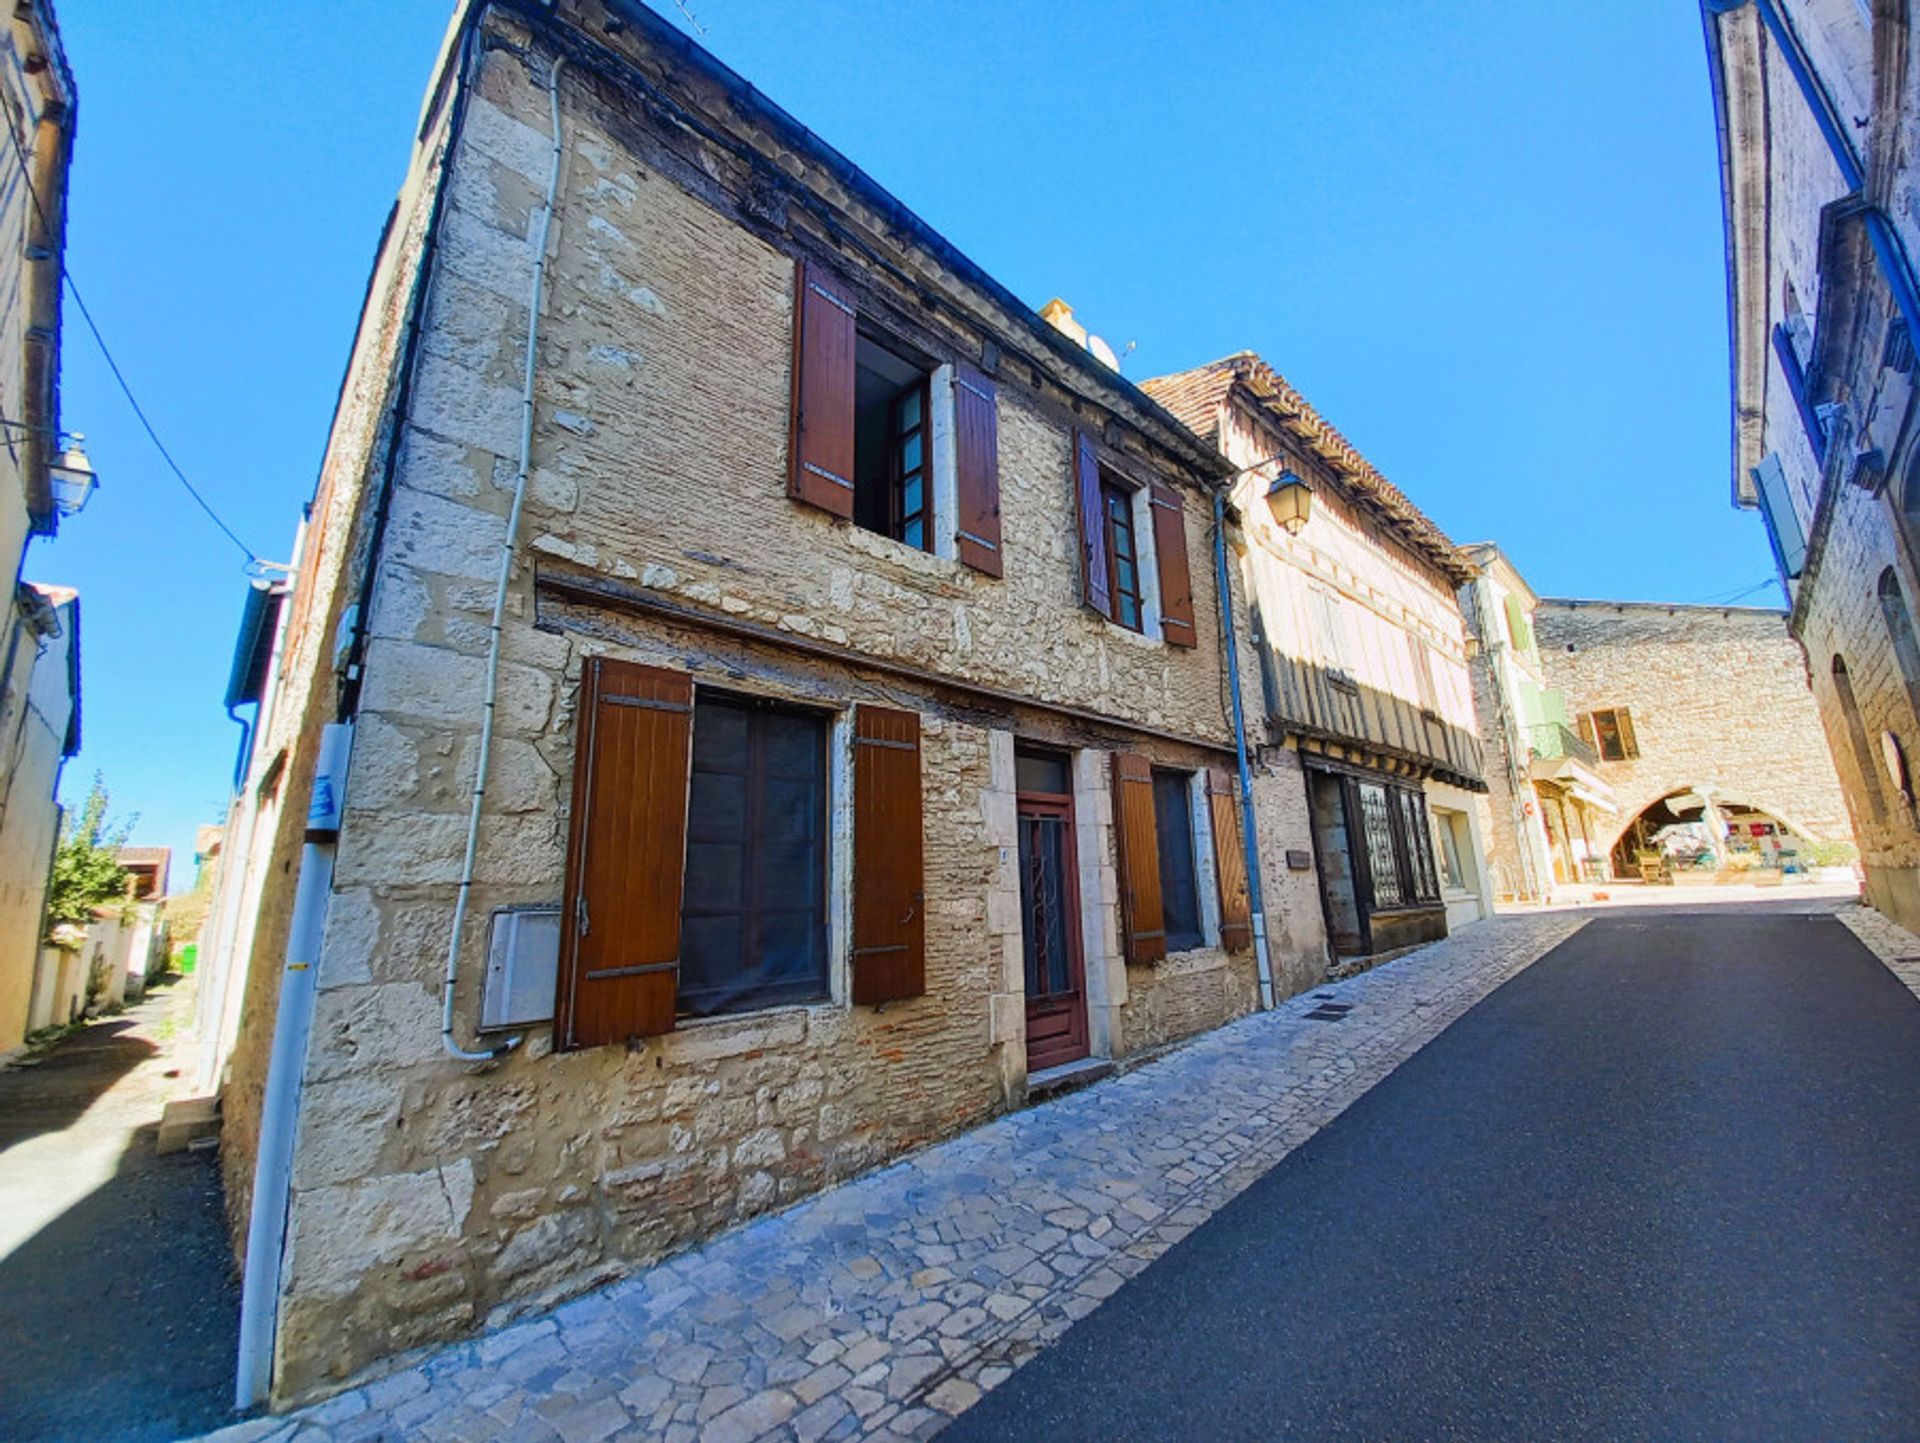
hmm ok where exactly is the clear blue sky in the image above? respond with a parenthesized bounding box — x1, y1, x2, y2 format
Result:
(36, 0, 1764, 878)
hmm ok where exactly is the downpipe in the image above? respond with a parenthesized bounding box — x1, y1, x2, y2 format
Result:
(1214, 487, 1277, 1010)
(233, 721, 352, 1412)
(440, 54, 566, 1063)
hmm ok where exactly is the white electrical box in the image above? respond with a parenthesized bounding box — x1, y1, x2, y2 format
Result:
(480, 905, 561, 1031)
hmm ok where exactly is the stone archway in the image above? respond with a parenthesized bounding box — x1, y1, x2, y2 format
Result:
(1608, 787, 1816, 877)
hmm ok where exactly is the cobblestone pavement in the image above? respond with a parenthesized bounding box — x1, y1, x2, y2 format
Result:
(1835, 899, 1920, 1002)
(202, 913, 1586, 1443)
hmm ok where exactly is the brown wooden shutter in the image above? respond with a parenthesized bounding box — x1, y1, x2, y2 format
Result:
(1207, 767, 1253, 953)
(1577, 713, 1597, 750)
(953, 365, 1002, 577)
(1617, 708, 1640, 759)
(556, 658, 692, 1050)
(1111, 751, 1165, 964)
(1075, 430, 1112, 617)
(852, 704, 926, 1004)
(1149, 481, 1197, 648)
(788, 258, 857, 519)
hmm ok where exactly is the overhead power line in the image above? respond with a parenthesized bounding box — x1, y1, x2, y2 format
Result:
(2, 118, 262, 565)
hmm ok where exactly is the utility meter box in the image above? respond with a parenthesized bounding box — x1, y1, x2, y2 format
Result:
(480, 905, 560, 1031)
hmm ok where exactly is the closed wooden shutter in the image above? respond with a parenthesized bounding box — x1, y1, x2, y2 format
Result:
(852, 704, 926, 1004)
(1075, 430, 1112, 617)
(1111, 751, 1165, 964)
(1150, 481, 1197, 648)
(556, 658, 692, 1050)
(953, 365, 1002, 577)
(788, 258, 856, 519)
(1616, 708, 1640, 759)
(1207, 767, 1252, 953)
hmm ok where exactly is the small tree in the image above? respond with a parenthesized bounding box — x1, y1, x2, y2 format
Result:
(46, 774, 134, 932)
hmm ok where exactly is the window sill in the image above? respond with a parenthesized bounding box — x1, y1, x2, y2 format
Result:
(843, 525, 972, 586)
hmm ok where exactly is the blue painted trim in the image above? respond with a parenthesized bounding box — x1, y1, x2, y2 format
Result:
(1864, 207, 1920, 348)
(1772, 322, 1828, 463)
(1754, 0, 1865, 190)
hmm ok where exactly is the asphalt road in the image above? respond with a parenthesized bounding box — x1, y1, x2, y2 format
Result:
(946, 904, 1920, 1441)
(0, 975, 239, 1443)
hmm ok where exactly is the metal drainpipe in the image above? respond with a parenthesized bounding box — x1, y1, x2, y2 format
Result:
(1213, 486, 1276, 1010)
(233, 721, 352, 1411)
(440, 53, 566, 1063)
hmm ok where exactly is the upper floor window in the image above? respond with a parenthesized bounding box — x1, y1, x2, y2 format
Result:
(1308, 586, 1351, 679)
(853, 335, 932, 551)
(1502, 593, 1534, 654)
(1072, 430, 1197, 647)
(1580, 706, 1640, 762)
(788, 259, 1003, 575)
(1102, 479, 1144, 632)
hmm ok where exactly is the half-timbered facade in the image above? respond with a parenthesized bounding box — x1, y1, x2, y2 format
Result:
(1146, 354, 1492, 959)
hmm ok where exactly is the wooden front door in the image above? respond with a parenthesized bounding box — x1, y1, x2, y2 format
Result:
(1018, 753, 1089, 1073)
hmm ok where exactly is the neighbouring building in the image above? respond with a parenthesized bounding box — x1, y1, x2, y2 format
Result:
(1533, 599, 1852, 876)
(1703, 1, 1920, 924)
(204, 0, 1326, 1405)
(115, 844, 170, 901)
(0, 580, 75, 1054)
(1144, 353, 1493, 962)
(1460, 544, 1617, 899)
(0, 3, 77, 1060)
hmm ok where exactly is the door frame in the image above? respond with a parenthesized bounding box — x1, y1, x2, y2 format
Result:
(1017, 765, 1090, 1073)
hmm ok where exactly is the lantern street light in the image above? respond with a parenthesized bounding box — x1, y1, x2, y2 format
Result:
(48, 435, 97, 517)
(1264, 468, 1313, 535)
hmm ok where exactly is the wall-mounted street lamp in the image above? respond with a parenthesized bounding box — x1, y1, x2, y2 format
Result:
(0, 416, 99, 518)
(1264, 469, 1313, 535)
(48, 435, 97, 516)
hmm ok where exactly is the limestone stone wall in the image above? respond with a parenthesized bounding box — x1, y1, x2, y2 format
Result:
(1533, 601, 1852, 855)
(1794, 472, 1920, 926)
(263, 7, 1296, 1403)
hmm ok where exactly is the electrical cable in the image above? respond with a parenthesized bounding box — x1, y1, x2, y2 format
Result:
(2, 114, 261, 563)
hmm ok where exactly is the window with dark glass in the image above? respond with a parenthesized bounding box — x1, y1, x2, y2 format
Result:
(1585, 707, 1638, 762)
(853, 333, 932, 551)
(1152, 770, 1203, 951)
(1356, 783, 1403, 907)
(679, 692, 829, 1017)
(1102, 479, 1143, 631)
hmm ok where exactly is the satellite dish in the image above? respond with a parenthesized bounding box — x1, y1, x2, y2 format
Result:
(1087, 334, 1120, 370)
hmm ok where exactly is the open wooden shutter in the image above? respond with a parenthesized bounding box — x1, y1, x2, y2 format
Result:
(953, 365, 1002, 577)
(556, 658, 692, 1050)
(1074, 430, 1112, 617)
(1617, 708, 1640, 759)
(1150, 481, 1197, 648)
(1207, 768, 1252, 953)
(788, 258, 856, 519)
(852, 704, 925, 1004)
(1111, 751, 1165, 964)
(1577, 713, 1597, 750)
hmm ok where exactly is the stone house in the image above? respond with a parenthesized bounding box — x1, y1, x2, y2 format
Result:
(1703, 1, 1920, 924)
(207, 0, 1323, 1406)
(0, 580, 76, 1053)
(1459, 544, 1618, 899)
(1143, 354, 1493, 962)
(1533, 598, 1852, 876)
(0, 1, 75, 1060)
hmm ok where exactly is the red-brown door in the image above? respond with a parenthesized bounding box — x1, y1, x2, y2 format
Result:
(1018, 752, 1089, 1073)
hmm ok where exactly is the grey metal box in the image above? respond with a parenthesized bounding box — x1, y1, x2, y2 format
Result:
(480, 905, 560, 1031)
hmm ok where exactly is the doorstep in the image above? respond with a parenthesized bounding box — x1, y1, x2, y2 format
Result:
(1026, 1056, 1114, 1102)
